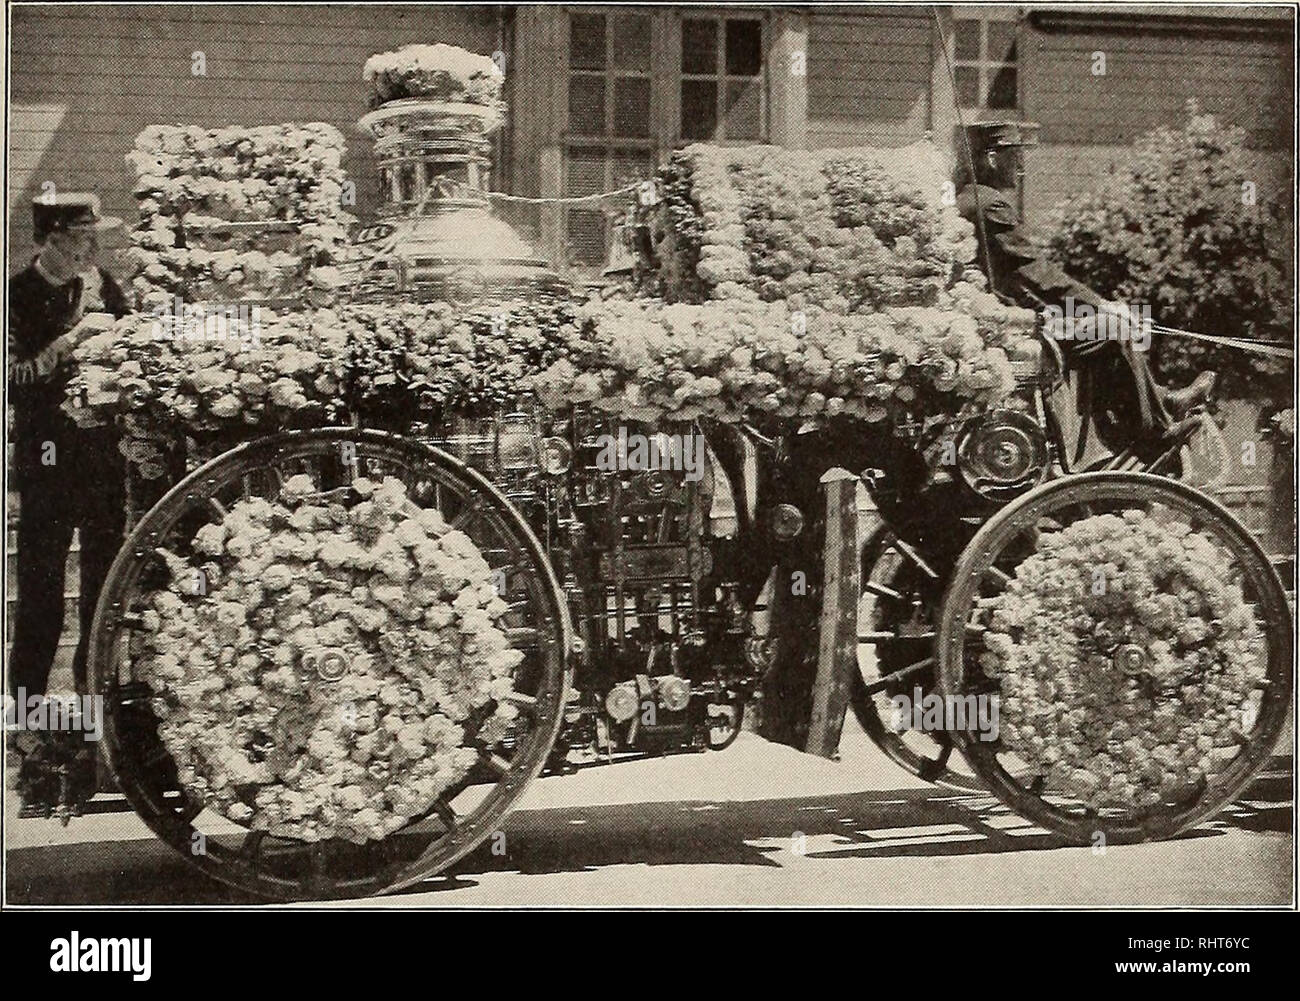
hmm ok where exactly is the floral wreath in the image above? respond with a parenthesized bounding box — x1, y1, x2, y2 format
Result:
(136, 474, 522, 843)
(978, 509, 1267, 810)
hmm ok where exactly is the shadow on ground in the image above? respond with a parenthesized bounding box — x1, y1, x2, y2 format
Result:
(7, 763, 1291, 905)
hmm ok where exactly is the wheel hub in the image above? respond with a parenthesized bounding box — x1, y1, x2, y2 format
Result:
(1114, 643, 1147, 676)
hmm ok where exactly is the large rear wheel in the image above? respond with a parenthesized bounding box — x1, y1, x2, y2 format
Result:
(90, 428, 572, 900)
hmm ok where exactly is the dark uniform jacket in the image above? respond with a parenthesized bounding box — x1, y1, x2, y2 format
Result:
(956, 184, 1101, 310)
(956, 183, 1168, 451)
(7, 262, 129, 483)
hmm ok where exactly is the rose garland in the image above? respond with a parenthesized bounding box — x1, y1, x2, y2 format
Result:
(65, 307, 349, 478)
(644, 143, 979, 309)
(136, 475, 523, 843)
(347, 298, 583, 419)
(67, 287, 1037, 458)
(529, 288, 1036, 424)
(978, 510, 1268, 810)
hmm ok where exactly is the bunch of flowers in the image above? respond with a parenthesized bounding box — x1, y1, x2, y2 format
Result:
(7, 692, 99, 821)
(67, 284, 1035, 449)
(644, 143, 978, 308)
(363, 44, 505, 119)
(346, 298, 581, 418)
(978, 509, 1267, 811)
(1049, 102, 1292, 392)
(124, 123, 353, 304)
(528, 290, 1035, 424)
(134, 474, 523, 843)
(65, 307, 349, 475)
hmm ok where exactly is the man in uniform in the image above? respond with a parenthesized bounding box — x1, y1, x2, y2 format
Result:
(954, 121, 1215, 462)
(7, 193, 129, 702)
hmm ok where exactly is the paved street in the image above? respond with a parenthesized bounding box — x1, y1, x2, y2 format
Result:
(4, 723, 1292, 907)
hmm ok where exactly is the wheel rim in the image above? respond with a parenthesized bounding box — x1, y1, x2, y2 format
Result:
(851, 529, 982, 791)
(937, 472, 1292, 843)
(90, 428, 572, 899)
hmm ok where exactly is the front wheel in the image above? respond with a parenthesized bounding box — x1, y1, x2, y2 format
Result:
(937, 472, 1291, 844)
(850, 528, 982, 790)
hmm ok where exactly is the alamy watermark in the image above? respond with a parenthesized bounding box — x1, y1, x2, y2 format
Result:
(889, 686, 1000, 742)
(4, 690, 104, 741)
(1044, 297, 1152, 352)
(150, 295, 261, 347)
(592, 427, 706, 482)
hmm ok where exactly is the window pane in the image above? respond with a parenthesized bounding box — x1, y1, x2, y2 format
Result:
(613, 77, 651, 137)
(725, 19, 762, 76)
(612, 149, 654, 190)
(955, 65, 980, 107)
(566, 208, 606, 265)
(569, 75, 606, 136)
(681, 79, 718, 139)
(987, 20, 1017, 63)
(954, 19, 980, 60)
(613, 13, 652, 72)
(987, 65, 1017, 109)
(725, 79, 761, 139)
(566, 148, 605, 197)
(570, 13, 606, 70)
(682, 18, 717, 74)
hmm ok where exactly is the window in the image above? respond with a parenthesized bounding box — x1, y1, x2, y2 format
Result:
(560, 8, 769, 267)
(951, 8, 1019, 112)
(680, 15, 764, 141)
(566, 10, 655, 265)
(568, 10, 652, 138)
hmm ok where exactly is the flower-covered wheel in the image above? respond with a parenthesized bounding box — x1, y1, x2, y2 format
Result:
(850, 528, 982, 790)
(937, 472, 1291, 844)
(89, 428, 572, 899)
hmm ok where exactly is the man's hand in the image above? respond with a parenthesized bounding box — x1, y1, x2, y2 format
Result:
(1072, 300, 1145, 356)
(8, 314, 113, 386)
(69, 311, 116, 345)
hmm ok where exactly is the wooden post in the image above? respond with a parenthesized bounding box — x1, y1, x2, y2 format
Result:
(806, 468, 860, 759)
(769, 11, 809, 150)
(539, 146, 564, 269)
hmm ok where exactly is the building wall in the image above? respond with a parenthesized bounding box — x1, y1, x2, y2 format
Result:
(9, 5, 1293, 261)
(1021, 11, 1294, 227)
(7, 3, 504, 266)
(805, 7, 933, 148)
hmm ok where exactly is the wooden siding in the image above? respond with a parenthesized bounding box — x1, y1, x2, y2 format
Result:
(1022, 21, 1294, 149)
(806, 7, 932, 147)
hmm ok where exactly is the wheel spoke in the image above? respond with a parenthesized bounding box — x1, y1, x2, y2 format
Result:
(451, 497, 484, 531)
(239, 829, 266, 861)
(864, 581, 905, 602)
(433, 798, 458, 834)
(916, 744, 954, 782)
(886, 536, 940, 580)
(861, 657, 933, 696)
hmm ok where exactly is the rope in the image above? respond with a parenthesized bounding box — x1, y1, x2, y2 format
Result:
(483, 183, 640, 206)
(1150, 324, 1294, 360)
